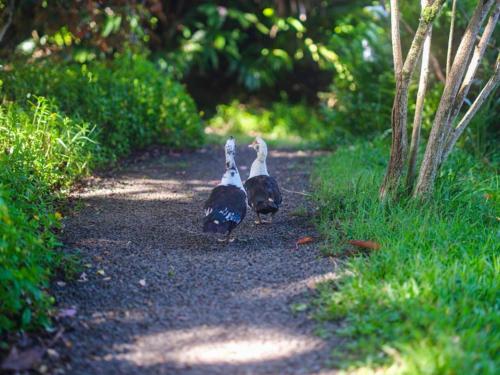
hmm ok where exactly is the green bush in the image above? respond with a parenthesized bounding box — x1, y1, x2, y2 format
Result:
(206, 100, 351, 148)
(314, 141, 499, 374)
(0, 55, 202, 335)
(2, 54, 203, 160)
(0, 98, 96, 333)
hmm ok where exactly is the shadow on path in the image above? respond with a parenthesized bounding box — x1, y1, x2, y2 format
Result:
(53, 146, 340, 375)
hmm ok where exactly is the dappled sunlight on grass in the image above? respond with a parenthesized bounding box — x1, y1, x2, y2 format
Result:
(313, 140, 499, 373)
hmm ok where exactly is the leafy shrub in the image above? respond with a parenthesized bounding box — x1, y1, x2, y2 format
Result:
(0, 98, 96, 333)
(206, 100, 351, 148)
(2, 54, 203, 160)
(0, 55, 202, 335)
(314, 140, 499, 373)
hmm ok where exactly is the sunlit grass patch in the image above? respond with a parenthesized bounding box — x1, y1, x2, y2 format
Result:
(313, 140, 499, 374)
(204, 100, 351, 149)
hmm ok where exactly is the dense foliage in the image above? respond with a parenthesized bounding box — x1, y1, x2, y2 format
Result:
(206, 100, 351, 148)
(314, 141, 499, 373)
(0, 56, 202, 334)
(2, 55, 203, 159)
(0, 99, 95, 333)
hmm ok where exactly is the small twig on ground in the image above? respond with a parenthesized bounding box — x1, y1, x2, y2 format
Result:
(281, 187, 312, 197)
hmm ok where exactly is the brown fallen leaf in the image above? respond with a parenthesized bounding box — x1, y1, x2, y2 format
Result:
(295, 236, 314, 249)
(1, 346, 45, 371)
(348, 240, 381, 250)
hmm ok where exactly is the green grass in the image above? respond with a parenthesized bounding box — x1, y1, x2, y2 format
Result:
(0, 98, 96, 334)
(313, 140, 499, 374)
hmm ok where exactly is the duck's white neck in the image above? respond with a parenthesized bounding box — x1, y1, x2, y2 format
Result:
(220, 156, 244, 189)
(249, 154, 268, 178)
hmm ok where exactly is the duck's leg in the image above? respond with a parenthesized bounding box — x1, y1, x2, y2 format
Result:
(267, 213, 275, 224)
(225, 230, 237, 244)
(255, 213, 263, 225)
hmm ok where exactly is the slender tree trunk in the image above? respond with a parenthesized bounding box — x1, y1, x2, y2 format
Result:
(446, 0, 457, 79)
(414, 0, 495, 197)
(401, 18, 446, 83)
(0, 0, 15, 44)
(449, 2, 499, 127)
(407, 16, 432, 191)
(380, 0, 444, 200)
(390, 0, 403, 79)
(441, 56, 500, 162)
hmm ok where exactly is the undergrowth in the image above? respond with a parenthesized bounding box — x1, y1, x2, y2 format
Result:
(205, 100, 351, 149)
(314, 140, 499, 374)
(0, 55, 202, 336)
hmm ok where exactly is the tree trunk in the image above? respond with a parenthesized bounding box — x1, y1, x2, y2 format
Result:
(449, 2, 499, 126)
(441, 56, 500, 162)
(380, 0, 444, 200)
(390, 0, 403, 79)
(446, 0, 457, 79)
(407, 19, 432, 191)
(414, 0, 495, 198)
(0, 0, 15, 44)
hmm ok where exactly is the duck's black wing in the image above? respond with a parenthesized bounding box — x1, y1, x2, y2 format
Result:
(244, 175, 282, 215)
(203, 185, 247, 234)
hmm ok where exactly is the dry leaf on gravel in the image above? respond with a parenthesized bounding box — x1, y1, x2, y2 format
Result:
(97, 269, 106, 276)
(348, 240, 381, 250)
(295, 236, 314, 249)
(139, 279, 147, 287)
(1, 346, 45, 371)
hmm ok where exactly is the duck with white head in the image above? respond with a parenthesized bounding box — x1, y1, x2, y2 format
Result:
(245, 137, 282, 224)
(203, 136, 247, 243)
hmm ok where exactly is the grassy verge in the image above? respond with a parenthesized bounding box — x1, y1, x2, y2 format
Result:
(313, 140, 499, 374)
(0, 55, 203, 336)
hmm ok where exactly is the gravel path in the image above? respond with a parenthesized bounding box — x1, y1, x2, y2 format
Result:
(53, 145, 339, 375)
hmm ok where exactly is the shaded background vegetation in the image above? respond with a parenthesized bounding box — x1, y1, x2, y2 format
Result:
(3, 0, 496, 148)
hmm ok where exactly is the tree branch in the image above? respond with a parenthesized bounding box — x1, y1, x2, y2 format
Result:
(441, 55, 500, 162)
(407, 3, 432, 191)
(449, 1, 499, 125)
(446, 0, 457, 79)
(390, 0, 403, 78)
(401, 17, 446, 83)
(0, 0, 15, 45)
(414, 0, 496, 197)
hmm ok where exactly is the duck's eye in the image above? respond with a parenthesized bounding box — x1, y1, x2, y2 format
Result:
(226, 162, 230, 168)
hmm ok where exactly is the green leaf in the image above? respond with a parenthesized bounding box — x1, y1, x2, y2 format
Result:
(263, 8, 274, 17)
(287, 17, 305, 32)
(214, 35, 226, 50)
(22, 308, 32, 326)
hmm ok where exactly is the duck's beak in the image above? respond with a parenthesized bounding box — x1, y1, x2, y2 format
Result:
(248, 141, 257, 148)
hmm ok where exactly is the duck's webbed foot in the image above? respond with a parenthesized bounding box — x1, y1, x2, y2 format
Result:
(254, 213, 264, 225)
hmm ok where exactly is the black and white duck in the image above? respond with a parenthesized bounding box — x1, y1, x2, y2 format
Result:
(203, 136, 247, 243)
(244, 137, 282, 224)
